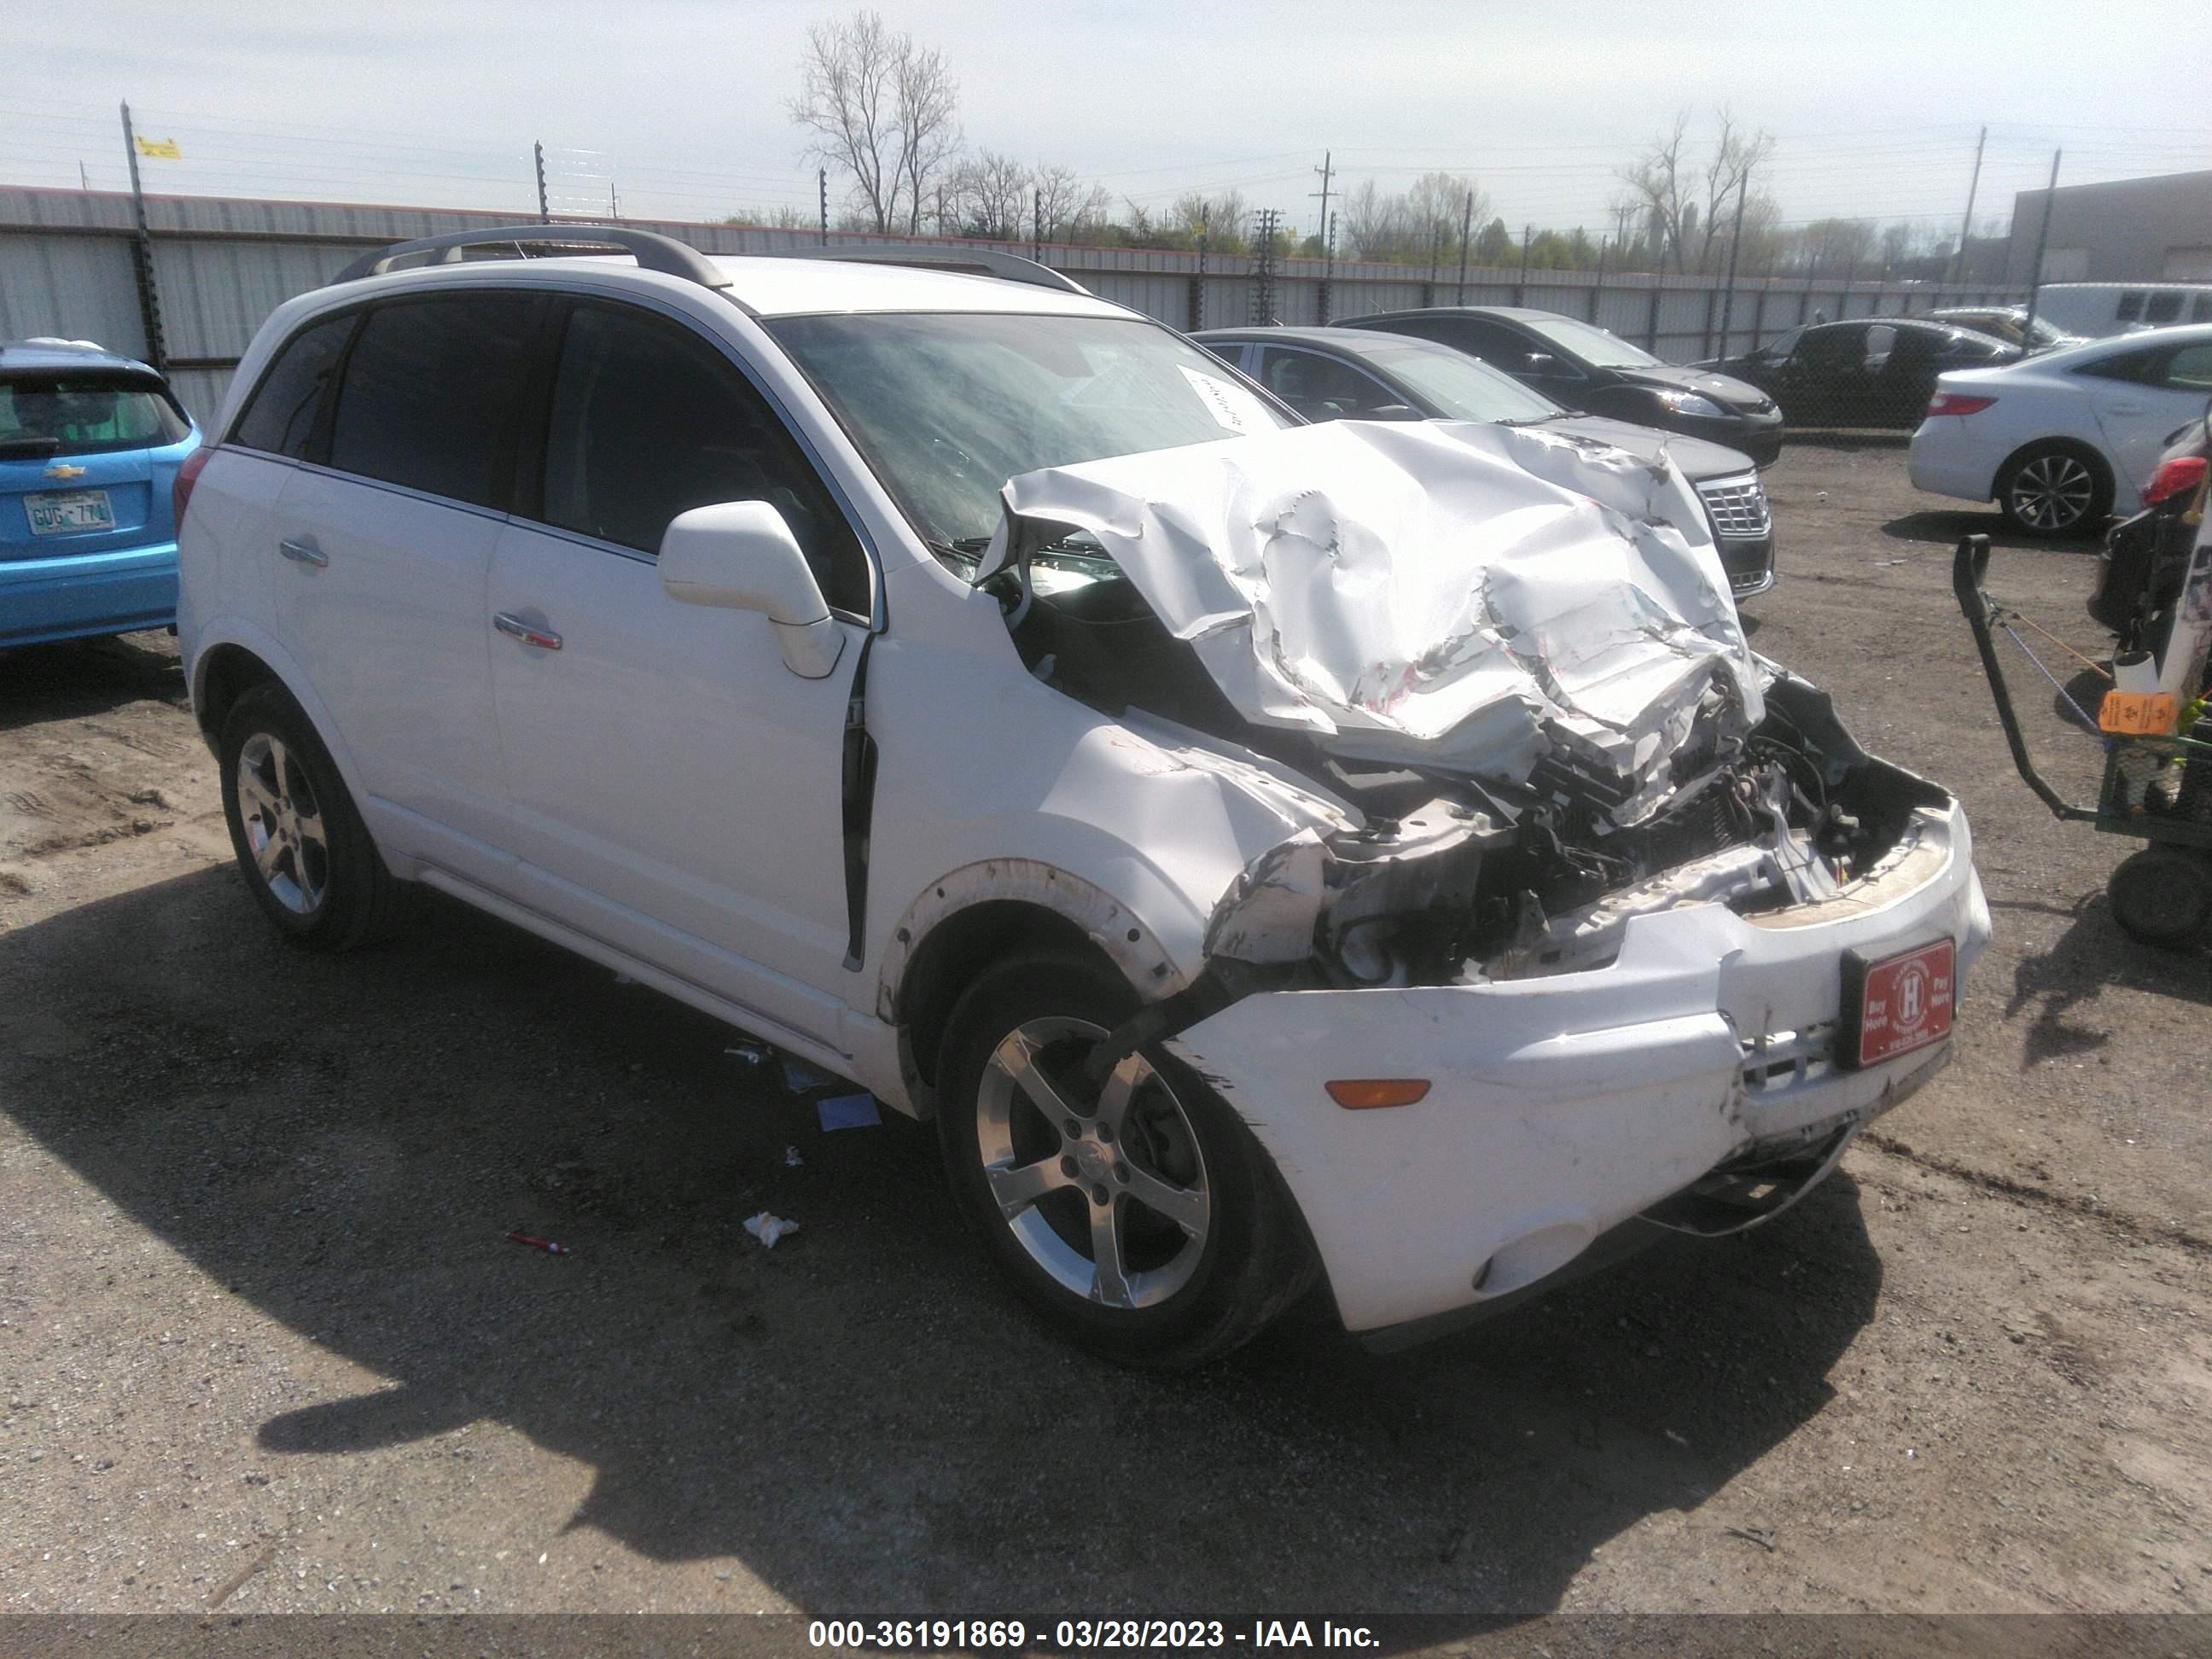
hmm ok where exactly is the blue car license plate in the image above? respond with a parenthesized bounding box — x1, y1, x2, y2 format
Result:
(26, 489, 116, 536)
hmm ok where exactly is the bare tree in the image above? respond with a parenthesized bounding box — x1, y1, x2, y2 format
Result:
(949, 149, 1031, 237)
(1604, 189, 1643, 257)
(1796, 217, 1879, 276)
(1339, 179, 1403, 260)
(1694, 109, 1774, 271)
(1168, 189, 1247, 244)
(893, 35, 960, 235)
(1406, 171, 1487, 256)
(789, 9, 960, 234)
(1033, 163, 1109, 242)
(1621, 110, 1778, 273)
(1617, 112, 1693, 271)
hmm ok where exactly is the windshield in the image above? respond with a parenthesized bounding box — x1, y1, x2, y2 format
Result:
(0, 372, 190, 457)
(764, 312, 1289, 550)
(1356, 340, 1564, 423)
(1518, 315, 1664, 370)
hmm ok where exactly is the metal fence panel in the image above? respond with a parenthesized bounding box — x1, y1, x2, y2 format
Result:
(152, 239, 357, 362)
(0, 231, 145, 359)
(1, 186, 2030, 430)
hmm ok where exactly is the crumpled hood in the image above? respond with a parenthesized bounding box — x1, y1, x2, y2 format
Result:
(978, 419, 1762, 817)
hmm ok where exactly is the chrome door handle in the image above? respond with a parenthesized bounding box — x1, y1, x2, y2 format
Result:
(278, 536, 328, 568)
(493, 612, 562, 651)
(2104, 401, 2146, 416)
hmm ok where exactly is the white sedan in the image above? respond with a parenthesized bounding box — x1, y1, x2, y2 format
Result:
(1909, 323, 2212, 536)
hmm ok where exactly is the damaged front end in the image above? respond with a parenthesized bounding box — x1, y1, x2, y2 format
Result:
(968, 417, 1988, 1337)
(973, 418, 1946, 993)
(1200, 669, 1951, 991)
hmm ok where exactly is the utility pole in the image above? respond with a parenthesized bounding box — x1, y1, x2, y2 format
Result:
(79, 160, 89, 191)
(1590, 235, 1608, 323)
(533, 141, 550, 222)
(1032, 189, 1042, 261)
(1717, 167, 1749, 355)
(1948, 125, 1987, 287)
(818, 169, 829, 245)
(118, 102, 166, 373)
(1309, 150, 1334, 317)
(1456, 193, 1473, 304)
(608, 179, 620, 221)
(2020, 149, 2063, 337)
(1515, 222, 1533, 305)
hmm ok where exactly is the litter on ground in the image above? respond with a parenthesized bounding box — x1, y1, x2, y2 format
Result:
(817, 1092, 882, 1132)
(744, 1211, 800, 1249)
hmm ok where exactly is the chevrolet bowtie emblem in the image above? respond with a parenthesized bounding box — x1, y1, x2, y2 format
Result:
(43, 463, 87, 481)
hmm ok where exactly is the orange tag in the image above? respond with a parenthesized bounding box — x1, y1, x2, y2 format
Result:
(2098, 690, 2177, 735)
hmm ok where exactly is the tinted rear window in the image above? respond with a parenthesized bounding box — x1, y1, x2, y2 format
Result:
(231, 314, 355, 458)
(327, 295, 540, 509)
(0, 372, 189, 457)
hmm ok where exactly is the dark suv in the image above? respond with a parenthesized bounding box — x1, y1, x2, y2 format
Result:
(1339, 306, 1783, 465)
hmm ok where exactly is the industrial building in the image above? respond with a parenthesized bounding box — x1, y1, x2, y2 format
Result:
(2007, 166, 2212, 285)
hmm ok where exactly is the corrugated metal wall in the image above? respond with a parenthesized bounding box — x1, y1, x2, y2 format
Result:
(1, 185, 2029, 426)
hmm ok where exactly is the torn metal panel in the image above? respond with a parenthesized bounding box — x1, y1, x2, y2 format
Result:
(978, 419, 1761, 803)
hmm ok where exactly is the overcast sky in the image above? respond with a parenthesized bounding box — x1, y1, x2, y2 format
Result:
(6, 0, 2209, 240)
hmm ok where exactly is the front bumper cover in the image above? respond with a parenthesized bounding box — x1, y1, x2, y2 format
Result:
(1167, 800, 1991, 1334)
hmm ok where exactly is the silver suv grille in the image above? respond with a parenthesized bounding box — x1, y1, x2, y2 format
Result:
(1696, 473, 1772, 540)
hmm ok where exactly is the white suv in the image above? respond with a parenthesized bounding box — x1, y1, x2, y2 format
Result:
(178, 227, 1991, 1366)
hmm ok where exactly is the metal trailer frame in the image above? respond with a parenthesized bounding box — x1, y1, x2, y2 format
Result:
(1952, 532, 2212, 943)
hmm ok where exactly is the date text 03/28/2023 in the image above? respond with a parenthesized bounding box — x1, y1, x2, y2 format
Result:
(806, 1620, 1380, 1650)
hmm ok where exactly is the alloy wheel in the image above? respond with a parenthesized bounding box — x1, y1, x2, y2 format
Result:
(2010, 452, 2095, 532)
(234, 731, 329, 915)
(975, 1016, 1210, 1309)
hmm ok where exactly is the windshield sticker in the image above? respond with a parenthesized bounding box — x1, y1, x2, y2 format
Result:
(1179, 364, 1269, 435)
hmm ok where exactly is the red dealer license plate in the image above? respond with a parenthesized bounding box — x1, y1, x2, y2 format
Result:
(1840, 939, 1955, 1069)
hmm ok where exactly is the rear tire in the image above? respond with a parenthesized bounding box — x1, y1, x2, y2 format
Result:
(2106, 847, 2212, 948)
(935, 950, 1316, 1368)
(1997, 441, 2112, 538)
(218, 684, 406, 952)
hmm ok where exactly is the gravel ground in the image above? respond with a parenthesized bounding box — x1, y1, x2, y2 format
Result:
(0, 440, 2207, 1627)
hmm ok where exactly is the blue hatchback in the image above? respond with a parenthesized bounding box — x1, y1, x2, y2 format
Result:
(1, 339, 201, 649)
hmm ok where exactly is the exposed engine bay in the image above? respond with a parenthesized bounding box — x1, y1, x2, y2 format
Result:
(967, 419, 1950, 991)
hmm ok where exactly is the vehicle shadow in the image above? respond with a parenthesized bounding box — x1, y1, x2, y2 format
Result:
(2005, 888, 2211, 1067)
(1878, 508, 2104, 556)
(0, 630, 187, 732)
(0, 866, 1889, 1615)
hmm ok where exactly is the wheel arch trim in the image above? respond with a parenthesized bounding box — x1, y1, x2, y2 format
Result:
(188, 619, 375, 815)
(878, 860, 1194, 1114)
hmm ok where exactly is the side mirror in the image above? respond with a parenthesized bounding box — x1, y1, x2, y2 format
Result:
(660, 501, 845, 679)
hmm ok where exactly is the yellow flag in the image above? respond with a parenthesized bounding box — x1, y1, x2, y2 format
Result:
(134, 136, 181, 160)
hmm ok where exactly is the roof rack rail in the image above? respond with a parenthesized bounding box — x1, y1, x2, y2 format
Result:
(333, 224, 731, 290)
(771, 242, 1088, 295)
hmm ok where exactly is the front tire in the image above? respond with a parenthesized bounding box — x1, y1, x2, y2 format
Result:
(936, 951, 1315, 1368)
(1997, 442, 2112, 538)
(218, 684, 405, 952)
